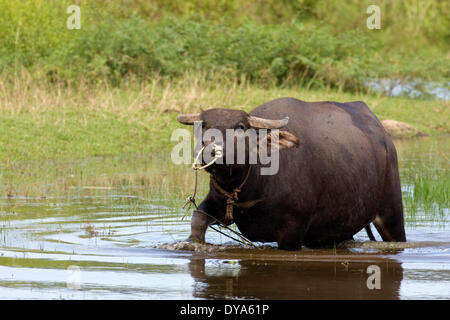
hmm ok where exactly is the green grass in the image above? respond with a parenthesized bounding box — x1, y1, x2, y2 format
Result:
(404, 174, 449, 222)
(0, 0, 448, 91)
(396, 137, 449, 224)
(0, 75, 448, 162)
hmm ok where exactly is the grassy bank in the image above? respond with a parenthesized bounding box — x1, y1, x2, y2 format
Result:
(0, 75, 448, 162)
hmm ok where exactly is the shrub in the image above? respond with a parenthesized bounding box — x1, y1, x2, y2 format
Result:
(0, 0, 447, 92)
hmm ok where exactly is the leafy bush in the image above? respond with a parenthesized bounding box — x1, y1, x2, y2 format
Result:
(0, 0, 448, 92)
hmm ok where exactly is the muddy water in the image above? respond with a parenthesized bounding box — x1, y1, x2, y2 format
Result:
(0, 137, 448, 299)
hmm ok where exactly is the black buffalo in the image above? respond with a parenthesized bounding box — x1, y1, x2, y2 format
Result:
(177, 97, 406, 250)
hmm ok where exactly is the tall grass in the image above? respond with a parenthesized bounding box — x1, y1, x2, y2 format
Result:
(403, 173, 449, 224)
(397, 137, 449, 224)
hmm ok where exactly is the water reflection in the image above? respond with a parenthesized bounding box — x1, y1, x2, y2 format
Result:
(188, 257, 403, 299)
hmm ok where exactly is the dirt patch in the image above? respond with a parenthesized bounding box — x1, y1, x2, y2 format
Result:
(381, 119, 427, 138)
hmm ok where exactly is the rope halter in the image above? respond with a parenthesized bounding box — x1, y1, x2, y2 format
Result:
(192, 144, 223, 171)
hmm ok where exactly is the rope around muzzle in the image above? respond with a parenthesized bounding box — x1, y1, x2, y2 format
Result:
(181, 144, 258, 248)
(181, 144, 221, 213)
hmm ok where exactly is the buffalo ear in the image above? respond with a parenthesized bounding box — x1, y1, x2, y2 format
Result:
(266, 130, 299, 150)
(177, 113, 201, 125)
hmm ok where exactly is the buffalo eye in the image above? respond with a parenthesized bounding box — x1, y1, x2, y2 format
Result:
(235, 123, 245, 130)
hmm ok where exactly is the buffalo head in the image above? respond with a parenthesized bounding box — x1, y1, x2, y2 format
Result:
(177, 109, 298, 175)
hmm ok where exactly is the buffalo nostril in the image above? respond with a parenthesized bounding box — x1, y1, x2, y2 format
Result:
(214, 145, 223, 158)
(202, 142, 223, 159)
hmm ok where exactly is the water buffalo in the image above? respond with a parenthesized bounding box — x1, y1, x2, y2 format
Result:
(177, 97, 406, 250)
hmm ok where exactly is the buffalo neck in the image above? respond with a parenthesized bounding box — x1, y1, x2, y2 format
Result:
(209, 164, 252, 193)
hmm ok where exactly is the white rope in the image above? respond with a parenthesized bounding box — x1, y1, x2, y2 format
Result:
(181, 144, 222, 215)
(192, 144, 223, 170)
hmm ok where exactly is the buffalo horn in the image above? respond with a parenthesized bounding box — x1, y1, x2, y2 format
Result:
(248, 116, 289, 129)
(177, 113, 201, 125)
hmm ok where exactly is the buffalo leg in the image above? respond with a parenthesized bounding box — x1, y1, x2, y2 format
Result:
(277, 221, 307, 251)
(374, 152, 406, 242)
(278, 236, 302, 251)
(373, 207, 406, 242)
(187, 210, 214, 243)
